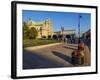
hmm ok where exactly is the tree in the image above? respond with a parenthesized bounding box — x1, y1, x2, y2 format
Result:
(23, 21, 38, 39)
(29, 27, 38, 39)
(23, 22, 29, 39)
(40, 27, 42, 38)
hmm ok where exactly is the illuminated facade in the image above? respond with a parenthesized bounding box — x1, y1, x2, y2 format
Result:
(26, 18, 53, 38)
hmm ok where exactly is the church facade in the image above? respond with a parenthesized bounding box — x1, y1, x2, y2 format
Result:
(25, 18, 76, 39)
(26, 18, 53, 38)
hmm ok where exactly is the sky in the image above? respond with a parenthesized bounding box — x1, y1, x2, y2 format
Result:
(22, 10, 91, 34)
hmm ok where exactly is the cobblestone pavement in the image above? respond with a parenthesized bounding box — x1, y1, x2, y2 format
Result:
(23, 43, 90, 69)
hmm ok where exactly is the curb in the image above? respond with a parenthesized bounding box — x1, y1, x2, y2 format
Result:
(25, 43, 62, 50)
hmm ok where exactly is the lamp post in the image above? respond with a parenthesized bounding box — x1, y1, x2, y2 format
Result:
(78, 14, 82, 44)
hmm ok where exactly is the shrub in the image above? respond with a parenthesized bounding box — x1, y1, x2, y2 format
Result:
(29, 27, 38, 39)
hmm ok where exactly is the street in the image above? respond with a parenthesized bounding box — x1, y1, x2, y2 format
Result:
(23, 43, 90, 69)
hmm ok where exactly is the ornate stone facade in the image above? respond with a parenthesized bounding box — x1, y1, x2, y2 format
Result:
(26, 18, 53, 38)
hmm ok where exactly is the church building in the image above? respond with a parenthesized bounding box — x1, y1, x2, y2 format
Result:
(26, 18, 53, 38)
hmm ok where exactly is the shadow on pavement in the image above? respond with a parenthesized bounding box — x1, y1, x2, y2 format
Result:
(23, 49, 64, 69)
(52, 51, 73, 64)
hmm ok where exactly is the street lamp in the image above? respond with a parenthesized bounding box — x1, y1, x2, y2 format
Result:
(78, 14, 82, 44)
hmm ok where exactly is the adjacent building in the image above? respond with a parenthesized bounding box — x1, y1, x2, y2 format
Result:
(82, 29, 91, 39)
(54, 29, 76, 39)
